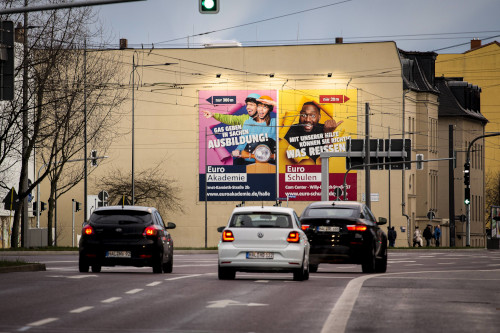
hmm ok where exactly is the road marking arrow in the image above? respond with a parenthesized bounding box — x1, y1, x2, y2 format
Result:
(207, 300, 268, 308)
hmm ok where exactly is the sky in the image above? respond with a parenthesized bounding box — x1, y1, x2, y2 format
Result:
(95, 0, 500, 53)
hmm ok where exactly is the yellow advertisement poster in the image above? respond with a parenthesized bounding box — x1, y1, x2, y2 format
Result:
(278, 89, 357, 201)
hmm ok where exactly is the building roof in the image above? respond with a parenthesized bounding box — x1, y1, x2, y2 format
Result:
(464, 41, 500, 54)
(399, 50, 440, 94)
(435, 77, 488, 123)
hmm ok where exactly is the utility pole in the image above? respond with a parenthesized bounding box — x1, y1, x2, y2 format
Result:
(449, 125, 455, 247)
(364, 103, 371, 209)
(20, 0, 29, 247)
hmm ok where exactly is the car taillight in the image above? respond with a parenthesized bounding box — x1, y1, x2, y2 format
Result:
(301, 224, 309, 231)
(83, 225, 94, 235)
(287, 231, 300, 243)
(143, 225, 159, 236)
(222, 230, 234, 242)
(347, 224, 367, 232)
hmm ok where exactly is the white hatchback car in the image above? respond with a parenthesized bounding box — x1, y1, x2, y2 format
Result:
(217, 206, 310, 281)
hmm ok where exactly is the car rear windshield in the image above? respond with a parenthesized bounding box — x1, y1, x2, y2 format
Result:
(229, 213, 292, 228)
(89, 210, 152, 224)
(303, 208, 358, 218)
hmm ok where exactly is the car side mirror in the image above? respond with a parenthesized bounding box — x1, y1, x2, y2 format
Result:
(377, 217, 387, 225)
(166, 222, 176, 229)
(217, 226, 225, 233)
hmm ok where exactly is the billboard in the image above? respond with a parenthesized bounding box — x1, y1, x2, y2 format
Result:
(199, 90, 277, 201)
(278, 89, 357, 201)
(198, 89, 357, 202)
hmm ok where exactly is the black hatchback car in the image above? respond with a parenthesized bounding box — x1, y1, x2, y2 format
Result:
(300, 201, 387, 273)
(79, 206, 176, 274)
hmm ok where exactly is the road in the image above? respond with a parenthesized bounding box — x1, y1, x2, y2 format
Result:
(0, 250, 499, 333)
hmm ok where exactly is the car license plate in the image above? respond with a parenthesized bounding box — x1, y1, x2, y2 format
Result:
(246, 252, 274, 259)
(318, 226, 340, 232)
(106, 251, 131, 258)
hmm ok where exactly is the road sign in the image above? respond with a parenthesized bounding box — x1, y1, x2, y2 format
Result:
(98, 190, 109, 202)
(2, 187, 18, 211)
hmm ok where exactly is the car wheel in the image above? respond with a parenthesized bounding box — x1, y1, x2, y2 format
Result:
(375, 247, 387, 273)
(218, 265, 235, 280)
(309, 264, 318, 273)
(153, 255, 163, 274)
(361, 244, 376, 273)
(293, 257, 309, 281)
(162, 256, 173, 273)
(78, 257, 89, 273)
(91, 264, 101, 273)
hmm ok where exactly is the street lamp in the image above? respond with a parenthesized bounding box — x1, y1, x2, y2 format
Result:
(131, 57, 177, 205)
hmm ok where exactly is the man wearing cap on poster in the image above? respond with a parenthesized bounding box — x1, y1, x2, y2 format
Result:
(284, 100, 343, 162)
(201, 93, 260, 125)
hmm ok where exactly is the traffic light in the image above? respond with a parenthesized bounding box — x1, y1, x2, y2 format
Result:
(33, 201, 38, 216)
(91, 150, 97, 166)
(0, 20, 15, 100)
(463, 161, 470, 185)
(75, 201, 81, 212)
(40, 201, 47, 212)
(464, 187, 470, 205)
(199, 0, 219, 13)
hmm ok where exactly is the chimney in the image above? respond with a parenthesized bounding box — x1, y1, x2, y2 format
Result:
(335, 37, 343, 44)
(119, 38, 128, 50)
(470, 39, 481, 50)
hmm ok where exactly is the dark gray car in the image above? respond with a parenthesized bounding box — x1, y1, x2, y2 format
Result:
(300, 201, 387, 273)
(79, 206, 175, 274)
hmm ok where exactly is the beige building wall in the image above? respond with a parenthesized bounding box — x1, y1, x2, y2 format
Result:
(437, 118, 485, 247)
(436, 42, 500, 176)
(38, 42, 418, 248)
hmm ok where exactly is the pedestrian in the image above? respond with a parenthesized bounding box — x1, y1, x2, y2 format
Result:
(423, 225, 433, 247)
(388, 226, 397, 247)
(413, 226, 423, 247)
(434, 225, 441, 247)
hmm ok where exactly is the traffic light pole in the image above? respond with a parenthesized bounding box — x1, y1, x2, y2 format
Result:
(464, 132, 500, 247)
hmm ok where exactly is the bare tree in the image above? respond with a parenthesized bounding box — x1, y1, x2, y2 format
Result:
(485, 170, 500, 229)
(98, 162, 184, 218)
(1, 1, 127, 247)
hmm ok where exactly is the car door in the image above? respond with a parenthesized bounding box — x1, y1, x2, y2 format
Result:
(154, 211, 168, 255)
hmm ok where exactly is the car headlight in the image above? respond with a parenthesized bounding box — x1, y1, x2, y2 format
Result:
(254, 144, 272, 162)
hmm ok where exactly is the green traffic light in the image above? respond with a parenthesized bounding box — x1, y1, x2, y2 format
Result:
(203, 0, 215, 9)
(200, 0, 219, 13)
(464, 199, 470, 205)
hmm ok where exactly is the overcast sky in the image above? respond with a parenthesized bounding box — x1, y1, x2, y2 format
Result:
(96, 0, 500, 53)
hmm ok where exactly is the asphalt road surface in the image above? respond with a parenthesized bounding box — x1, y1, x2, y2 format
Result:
(1, 249, 499, 333)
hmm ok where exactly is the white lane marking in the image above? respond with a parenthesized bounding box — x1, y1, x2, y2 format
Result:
(388, 260, 416, 263)
(487, 264, 500, 266)
(255, 280, 269, 283)
(27, 318, 58, 326)
(311, 276, 357, 279)
(405, 264, 424, 266)
(101, 297, 121, 303)
(165, 274, 204, 281)
(321, 274, 374, 333)
(419, 256, 435, 258)
(147, 281, 162, 286)
(173, 264, 215, 267)
(437, 263, 455, 265)
(322, 268, 500, 333)
(48, 274, 97, 278)
(126, 289, 143, 294)
(207, 300, 268, 308)
(70, 306, 93, 313)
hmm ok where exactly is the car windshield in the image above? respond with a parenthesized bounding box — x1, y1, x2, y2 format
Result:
(229, 213, 291, 228)
(303, 208, 358, 218)
(89, 210, 152, 224)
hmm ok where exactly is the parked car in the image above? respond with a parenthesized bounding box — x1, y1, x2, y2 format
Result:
(79, 206, 176, 274)
(300, 201, 387, 273)
(217, 206, 310, 281)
